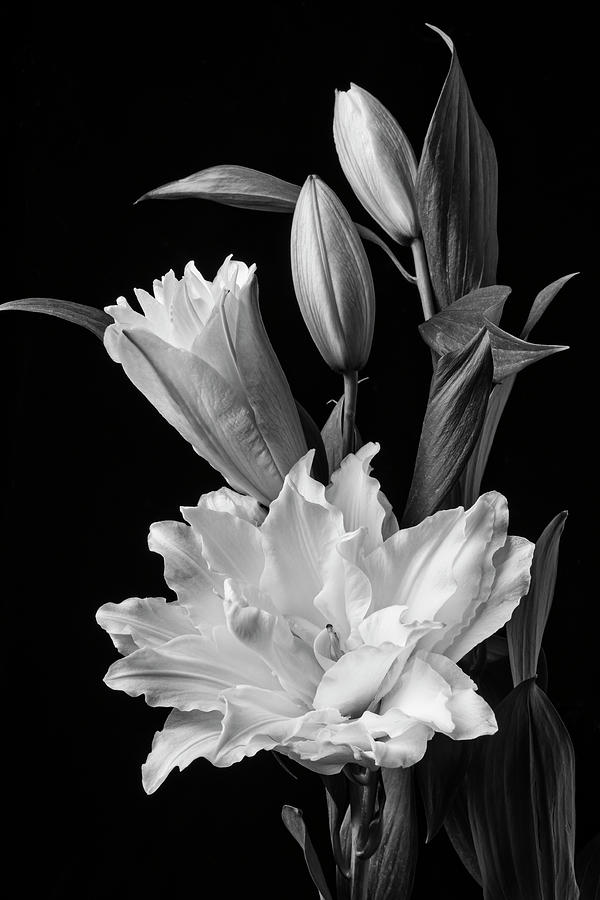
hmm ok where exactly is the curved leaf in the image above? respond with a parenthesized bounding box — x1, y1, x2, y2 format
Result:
(522, 273, 579, 340)
(137, 164, 301, 212)
(1, 297, 110, 340)
(402, 328, 493, 527)
(416, 25, 498, 308)
(507, 512, 568, 686)
(467, 680, 578, 900)
(419, 285, 510, 355)
(368, 768, 418, 900)
(281, 805, 333, 900)
(486, 320, 568, 381)
(416, 734, 473, 842)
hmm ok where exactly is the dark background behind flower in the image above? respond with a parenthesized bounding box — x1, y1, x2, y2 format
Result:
(4, 4, 598, 898)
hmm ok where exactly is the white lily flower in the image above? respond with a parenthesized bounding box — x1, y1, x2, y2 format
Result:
(104, 257, 307, 505)
(334, 84, 420, 245)
(97, 443, 534, 793)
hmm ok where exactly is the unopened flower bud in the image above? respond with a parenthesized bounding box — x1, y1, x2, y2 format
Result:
(290, 175, 375, 373)
(334, 83, 420, 245)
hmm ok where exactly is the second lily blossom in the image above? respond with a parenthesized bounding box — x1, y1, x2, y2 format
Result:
(104, 257, 308, 505)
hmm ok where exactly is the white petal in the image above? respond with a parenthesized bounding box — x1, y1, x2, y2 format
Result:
(363, 506, 466, 619)
(195, 487, 266, 526)
(104, 629, 279, 712)
(182, 495, 264, 589)
(369, 724, 433, 768)
(224, 580, 322, 706)
(442, 535, 535, 663)
(325, 443, 389, 552)
(148, 521, 225, 629)
(380, 652, 455, 732)
(314, 529, 371, 640)
(415, 652, 497, 740)
(313, 643, 403, 717)
(96, 597, 198, 654)
(215, 686, 307, 766)
(260, 452, 344, 625)
(142, 708, 222, 794)
(422, 492, 508, 655)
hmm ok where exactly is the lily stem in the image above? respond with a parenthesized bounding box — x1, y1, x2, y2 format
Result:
(411, 237, 437, 321)
(342, 370, 359, 458)
(349, 770, 379, 900)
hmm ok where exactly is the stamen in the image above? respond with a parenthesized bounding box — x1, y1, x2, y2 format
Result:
(326, 624, 344, 662)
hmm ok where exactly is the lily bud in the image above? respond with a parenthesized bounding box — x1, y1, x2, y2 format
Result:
(104, 257, 308, 505)
(290, 175, 375, 373)
(334, 83, 420, 245)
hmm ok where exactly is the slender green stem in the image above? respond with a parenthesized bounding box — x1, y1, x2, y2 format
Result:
(342, 370, 359, 458)
(411, 237, 437, 321)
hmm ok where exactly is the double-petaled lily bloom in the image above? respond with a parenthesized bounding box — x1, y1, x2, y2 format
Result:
(334, 84, 420, 245)
(97, 443, 534, 793)
(104, 257, 308, 505)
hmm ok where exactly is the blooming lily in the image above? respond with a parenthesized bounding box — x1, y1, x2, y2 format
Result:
(97, 443, 534, 793)
(334, 84, 420, 245)
(104, 257, 308, 505)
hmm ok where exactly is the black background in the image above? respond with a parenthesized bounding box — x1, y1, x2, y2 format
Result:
(5, 5, 598, 898)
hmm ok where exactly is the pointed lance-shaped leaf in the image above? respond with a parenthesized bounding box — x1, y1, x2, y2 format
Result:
(485, 320, 568, 382)
(291, 175, 375, 373)
(416, 733, 473, 843)
(419, 285, 511, 356)
(507, 512, 568, 687)
(467, 679, 578, 900)
(281, 805, 334, 900)
(401, 328, 493, 527)
(416, 25, 498, 308)
(521, 273, 579, 341)
(0, 297, 110, 340)
(137, 164, 301, 212)
(295, 399, 330, 485)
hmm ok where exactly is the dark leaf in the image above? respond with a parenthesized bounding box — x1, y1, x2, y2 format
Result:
(467, 680, 578, 899)
(507, 512, 568, 686)
(416, 25, 498, 308)
(295, 399, 330, 485)
(0, 297, 110, 340)
(402, 328, 493, 527)
(444, 785, 482, 886)
(460, 376, 516, 506)
(419, 285, 511, 355)
(281, 805, 334, 900)
(137, 164, 301, 212)
(485, 320, 568, 382)
(521, 273, 578, 340)
(416, 734, 473, 842)
(323, 773, 351, 894)
(576, 834, 600, 899)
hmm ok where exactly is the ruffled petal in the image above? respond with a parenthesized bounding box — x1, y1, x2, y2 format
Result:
(416, 652, 497, 739)
(325, 443, 389, 552)
(421, 492, 508, 654)
(96, 597, 198, 655)
(182, 494, 264, 590)
(103, 629, 279, 712)
(313, 643, 404, 717)
(148, 521, 225, 629)
(142, 708, 222, 794)
(192, 487, 266, 526)
(260, 452, 344, 625)
(358, 605, 443, 649)
(362, 507, 466, 620)
(441, 535, 534, 663)
(224, 580, 322, 706)
(215, 686, 307, 766)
